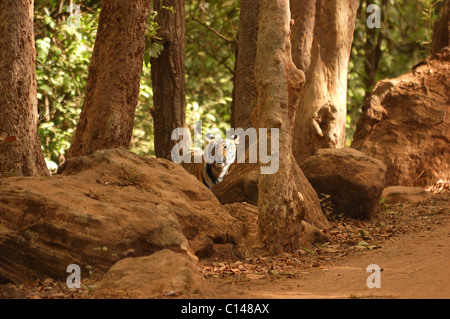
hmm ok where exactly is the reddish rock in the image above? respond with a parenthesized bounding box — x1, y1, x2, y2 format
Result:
(300, 148, 387, 219)
(351, 48, 450, 187)
(0, 148, 242, 284)
(94, 249, 208, 298)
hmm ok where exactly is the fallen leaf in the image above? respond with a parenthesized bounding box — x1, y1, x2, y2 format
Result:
(358, 240, 369, 247)
(318, 247, 338, 253)
(245, 274, 265, 280)
(164, 290, 181, 297)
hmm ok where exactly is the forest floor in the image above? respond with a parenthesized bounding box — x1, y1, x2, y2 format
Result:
(2, 191, 449, 299)
(199, 191, 450, 299)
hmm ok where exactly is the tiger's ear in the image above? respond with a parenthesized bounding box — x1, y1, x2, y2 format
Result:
(231, 134, 239, 145)
(202, 133, 216, 145)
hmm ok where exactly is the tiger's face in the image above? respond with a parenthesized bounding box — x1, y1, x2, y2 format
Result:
(204, 134, 239, 167)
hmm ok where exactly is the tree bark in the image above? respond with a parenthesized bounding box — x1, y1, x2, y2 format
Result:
(151, 0, 186, 160)
(292, 0, 358, 164)
(0, 0, 49, 177)
(432, 0, 450, 55)
(363, 0, 387, 100)
(290, 0, 316, 73)
(231, 0, 261, 130)
(253, 0, 306, 254)
(67, 0, 151, 158)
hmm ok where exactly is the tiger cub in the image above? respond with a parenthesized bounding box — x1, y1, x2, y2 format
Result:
(181, 134, 239, 189)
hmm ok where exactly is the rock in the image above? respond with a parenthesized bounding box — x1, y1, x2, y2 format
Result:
(213, 161, 329, 230)
(300, 148, 387, 219)
(213, 162, 259, 206)
(0, 148, 242, 284)
(299, 221, 329, 247)
(382, 186, 430, 205)
(222, 202, 260, 258)
(351, 48, 450, 187)
(94, 249, 208, 298)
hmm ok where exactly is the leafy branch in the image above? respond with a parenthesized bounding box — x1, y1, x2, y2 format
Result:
(185, 33, 234, 74)
(189, 13, 235, 44)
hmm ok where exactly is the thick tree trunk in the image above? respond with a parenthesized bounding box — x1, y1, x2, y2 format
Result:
(67, 0, 151, 158)
(151, 0, 186, 160)
(254, 0, 306, 254)
(432, 0, 450, 54)
(292, 0, 358, 164)
(231, 0, 261, 130)
(0, 0, 49, 177)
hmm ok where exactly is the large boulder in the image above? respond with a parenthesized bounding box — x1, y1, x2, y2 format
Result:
(351, 48, 450, 187)
(0, 148, 243, 284)
(300, 148, 387, 219)
(94, 249, 208, 298)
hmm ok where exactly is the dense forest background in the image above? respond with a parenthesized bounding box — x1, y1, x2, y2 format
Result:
(34, 0, 444, 171)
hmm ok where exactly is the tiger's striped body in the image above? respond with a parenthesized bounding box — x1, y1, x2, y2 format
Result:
(181, 135, 239, 189)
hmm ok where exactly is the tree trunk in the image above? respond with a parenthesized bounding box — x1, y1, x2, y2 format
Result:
(231, 0, 261, 130)
(432, 0, 450, 55)
(67, 0, 151, 158)
(292, 0, 358, 164)
(253, 0, 306, 254)
(151, 0, 186, 160)
(0, 0, 49, 177)
(290, 0, 316, 73)
(363, 0, 387, 100)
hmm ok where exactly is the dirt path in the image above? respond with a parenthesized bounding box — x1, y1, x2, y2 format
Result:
(206, 202, 450, 299)
(247, 220, 449, 299)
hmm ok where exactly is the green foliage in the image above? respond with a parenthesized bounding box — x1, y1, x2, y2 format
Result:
(35, 1, 100, 170)
(121, 165, 142, 185)
(419, 0, 443, 55)
(185, 0, 239, 136)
